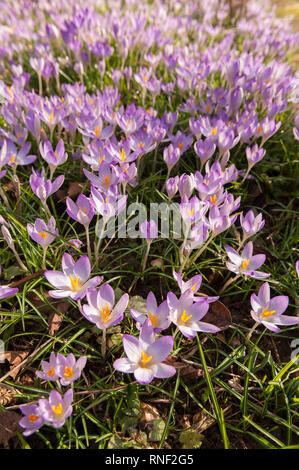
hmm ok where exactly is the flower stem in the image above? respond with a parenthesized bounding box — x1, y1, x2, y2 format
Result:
(0, 185, 11, 209)
(141, 241, 151, 275)
(42, 247, 47, 270)
(192, 234, 215, 264)
(219, 274, 241, 295)
(12, 248, 28, 272)
(246, 321, 260, 344)
(101, 328, 107, 358)
(85, 225, 92, 262)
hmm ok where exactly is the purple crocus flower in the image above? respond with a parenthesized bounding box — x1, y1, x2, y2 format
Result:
(163, 144, 180, 174)
(140, 220, 158, 241)
(6, 140, 36, 167)
(36, 352, 60, 381)
(30, 169, 64, 205)
(113, 320, 176, 385)
(0, 265, 19, 300)
(226, 242, 270, 279)
(130, 292, 170, 332)
(19, 404, 44, 436)
(39, 139, 67, 178)
(82, 284, 128, 330)
(38, 389, 73, 429)
(173, 270, 218, 303)
(56, 353, 87, 386)
(166, 176, 179, 200)
(27, 216, 58, 248)
(194, 138, 216, 167)
(250, 282, 299, 332)
(240, 210, 265, 241)
(167, 290, 220, 338)
(246, 144, 266, 169)
(44, 254, 103, 300)
(66, 194, 94, 227)
(296, 261, 299, 278)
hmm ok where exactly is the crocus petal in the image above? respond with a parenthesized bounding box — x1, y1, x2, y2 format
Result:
(151, 363, 176, 379)
(44, 271, 69, 289)
(268, 296, 289, 316)
(113, 358, 136, 373)
(73, 255, 91, 282)
(147, 336, 174, 363)
(134, 367, 154, 385)
(122, 334, 141, 362)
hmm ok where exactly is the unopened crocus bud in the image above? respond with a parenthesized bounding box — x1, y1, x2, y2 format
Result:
(166, 176, 179, 199)
(163, 144, 180, 173)
(178, 174, 195, 199)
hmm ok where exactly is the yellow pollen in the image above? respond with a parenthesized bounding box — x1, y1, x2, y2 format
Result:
(78, 98, 82, 106)
(52, 403, 63, 415)
(10, 155, 16, 163)
(141, 351, 152, 365)
(178, 142, 183, 151)
(54, 151, 58, 159)
(120, 149, 126, 161)
(49, 111, 54, 124)
(126, 119, 131, 128)
(188, 208, 194, 216)
(28, 414, 39, 423)
(138, 142, 144, 149)
(148, 310, 157, 326)
(103, 174, 110, 186)
(210, 194, 217, 204)
(191, 283, 197, 292)
(203, 179, 209, 185)
(94, 126, 100, 137)
(69, 274, 80, 291)
(64, 366, 73, 378)
(16, 132, 21, 139)
(38, 232, 47, 239)
(47, 367, 55, 377)
(79, 206, 88, 215)
(206, 105, 211, 112)
(258, 126, 262, 134)
(61, 97, 64, 103)
(181, 310, 192, 323)
(211, 126, 218, 136)
(7, 87, 13, 98)
(99, 302, 111, 323)
(142, 75, 147, 82)
(228, 121, 232, 126)
(241, 258, 250, 270)
(262, 306, 276, 318)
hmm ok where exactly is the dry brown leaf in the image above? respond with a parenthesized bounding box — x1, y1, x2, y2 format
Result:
(0, 351, 29, 379)
(203, 300, 232, 330)
(139, 402, 160, 424)
(0, 385, 16, 406)
(0, 409, 22, 447)
(48, 311, 63, 336)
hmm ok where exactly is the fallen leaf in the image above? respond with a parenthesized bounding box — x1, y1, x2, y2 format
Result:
(179, 429, 204, 449)
(0, 351, 29, 379)
(0, 409, 22, 447)
(139, 402, 160, 423)
(48, 311, 63, 336)
(149, 418, 165, 442)
(163, 357, 203, 383)
(0, 385, 16, 406)
(203, 300, 232, 330)
(67, 182, 84, 197)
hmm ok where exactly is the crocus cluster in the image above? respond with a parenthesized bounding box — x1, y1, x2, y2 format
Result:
(19, 352, 87, 435)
